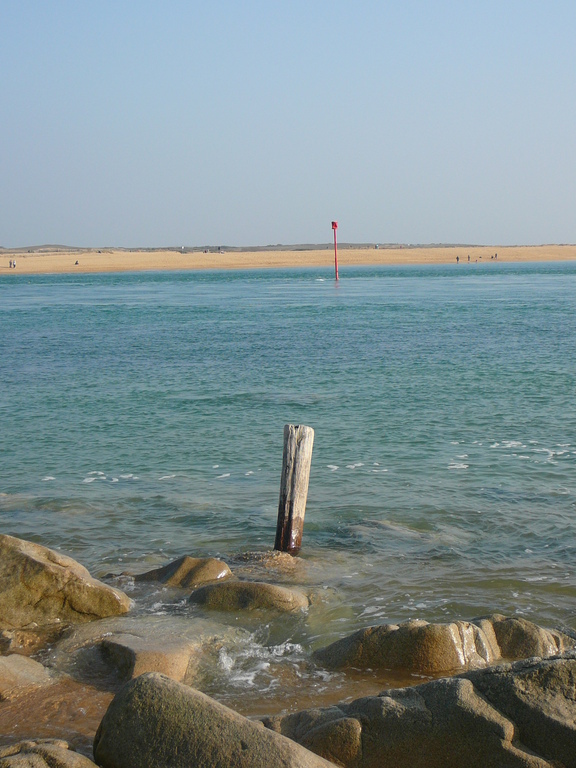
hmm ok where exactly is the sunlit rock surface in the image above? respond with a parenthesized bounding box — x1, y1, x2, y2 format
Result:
(94, 673, 338, 768)
(134, 555, 233, 588)
(189, 580, 310, 613)
(0, 535, 131, 630)
(313, 614, 574, 675)
(264, 652, 576, 768)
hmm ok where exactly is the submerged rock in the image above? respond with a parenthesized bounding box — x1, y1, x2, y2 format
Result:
(134, 555, 232, 588)
(0, 535, 131, 631)
(264, 652, 576, 768)
(47, 614, 249, 687)
(0, 626, 65, 657)
(93, 673, 338, 768)
(0, 655, 53, 700)
(100, 634, 200, 683)
(313, 614, 574, 675)
(189, 580, 310, 613)
(0, 739, 97, 768)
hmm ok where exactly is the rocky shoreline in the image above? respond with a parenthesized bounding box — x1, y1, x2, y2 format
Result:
(2, 532, 576, 767)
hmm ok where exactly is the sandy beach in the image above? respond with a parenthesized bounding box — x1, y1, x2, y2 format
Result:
(1, 244, 576, 275)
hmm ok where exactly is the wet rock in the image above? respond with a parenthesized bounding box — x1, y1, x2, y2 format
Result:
(47, 615, 249, 687)
(100, 634, 199, 683)
(189, 580, 309, 613)
(134, 555, 232, 588)
(0, 627, 65, 658)
(0, 739, 97, 768)
(313, 614, 574, 675)
(482, 614, 568, 660)
(232, 550, 307, 582)
(264, 653, 576, 768)
(93, 673, 338, 768)
(0, 535, 131, 631)
(0, 655, 53, 700)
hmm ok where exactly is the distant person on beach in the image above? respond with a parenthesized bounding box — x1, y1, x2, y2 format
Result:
(456, 256, 459, 263)
(12, 260, 15, 268)
(468, 255, 470, 262)
(75, 260, 79, 265)
(9, 260, 12, 268)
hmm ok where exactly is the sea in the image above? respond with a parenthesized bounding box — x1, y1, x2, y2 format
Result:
(1, 260, 576, 716)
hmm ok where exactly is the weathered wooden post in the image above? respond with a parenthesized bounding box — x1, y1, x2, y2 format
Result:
(274, 424, 315, 555)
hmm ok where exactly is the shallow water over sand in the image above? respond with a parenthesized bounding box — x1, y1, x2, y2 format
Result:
(1, 262, 576, 747)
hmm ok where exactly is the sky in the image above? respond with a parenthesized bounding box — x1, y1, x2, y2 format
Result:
(1, 1, 575, 248)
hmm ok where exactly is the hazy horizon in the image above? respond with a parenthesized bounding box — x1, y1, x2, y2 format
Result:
(2, 2, 575, 248)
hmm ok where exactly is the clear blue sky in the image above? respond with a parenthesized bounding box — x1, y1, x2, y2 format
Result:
(1, 1, 575, 247)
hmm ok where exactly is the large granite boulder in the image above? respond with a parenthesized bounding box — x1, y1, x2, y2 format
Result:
(0, 740, 97, 768)
(93, 673, 338, 768)
(134, 555, 233, 588)
(313, 614, 573, 675)
(264, 653, 576, 768)
(189, 580, 309, 613)
(0, 535, 131, 630)
(0, 655, 53, 700)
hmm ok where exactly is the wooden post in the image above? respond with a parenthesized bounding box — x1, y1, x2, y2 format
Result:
(274, 424, 315, 555)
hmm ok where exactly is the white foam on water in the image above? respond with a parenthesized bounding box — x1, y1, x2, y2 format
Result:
(111, 478, 119, 483)
(372, 469, 388, 473)
(245, 471, 254, 476)
(120, 474, 135, 479)
(456, 454, 468, 459)
(212, 465, 220, 469)
(159, 475, 176, 480)
(346, 463, 364, 469)
(448, 463, 469, 470)
(82, 477, 96, 483)
(490, 443, 500, 448)
(217, 473, 231, 479)
(88, 471, 106, 476)
(327, 465, 339, 471)
(41, 476, 55, 481)
(502, 440, 525, 448)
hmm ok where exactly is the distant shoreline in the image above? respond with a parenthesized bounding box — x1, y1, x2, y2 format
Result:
(2, 244, 576, 275)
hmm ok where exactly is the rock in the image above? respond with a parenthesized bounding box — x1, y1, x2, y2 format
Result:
(265, 653, 576, 768)
(93, 672, 338, 768)
(0, 535, 131, 631)
(46, 614, 249, 687)
(134, 555, 233, 588)
(100, 634, 199, 683)
(0, 655, 53, 700)
(313, 614, 574, 675)
(482, 614, 568, 660)
(231, 551, 307, 581)
(0, 626, 65, 657)
(0, 739, 97, 767)
(189, 580, 309, 613)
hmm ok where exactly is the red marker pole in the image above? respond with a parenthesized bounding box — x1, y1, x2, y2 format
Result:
(332, 221, 339, 280)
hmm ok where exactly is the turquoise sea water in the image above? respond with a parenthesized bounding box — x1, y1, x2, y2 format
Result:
(1, 262, 576, 708)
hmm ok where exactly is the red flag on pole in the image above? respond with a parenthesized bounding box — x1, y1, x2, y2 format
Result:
(332, 221, 339, 281)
